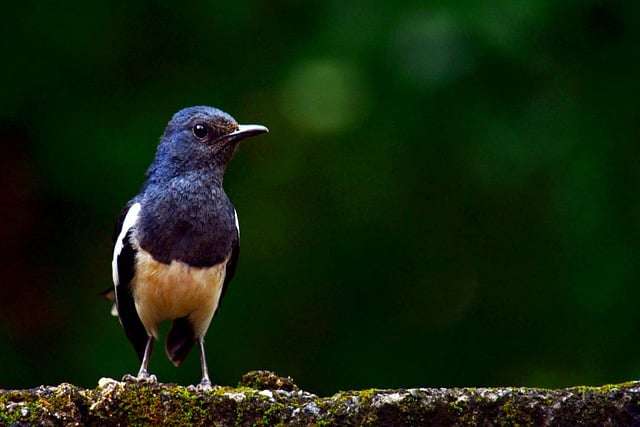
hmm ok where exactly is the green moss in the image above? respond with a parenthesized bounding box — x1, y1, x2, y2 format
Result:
(1, 375, 639, 425)
(499, 398, 531, 425)
(357, 388, 377, 401)
(239, 370, 299, 392)
(569, 381, 636, 395)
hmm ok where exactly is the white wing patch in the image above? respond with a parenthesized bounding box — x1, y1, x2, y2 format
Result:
(111, 203, 142, 286)
(234, 209, 240, 237)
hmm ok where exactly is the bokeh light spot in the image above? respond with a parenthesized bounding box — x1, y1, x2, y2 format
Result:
(280, 59, 368, 134)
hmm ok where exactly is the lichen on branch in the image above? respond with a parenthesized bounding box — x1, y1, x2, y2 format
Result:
(1, 371, 639, 425)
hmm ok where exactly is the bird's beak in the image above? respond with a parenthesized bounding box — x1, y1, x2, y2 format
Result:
(216, 124, 269, 144)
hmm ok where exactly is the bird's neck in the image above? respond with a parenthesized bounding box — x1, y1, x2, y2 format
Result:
(145, 138, 237, 187)
(147, 167, 226, 191)
(145, 155, 227, 188)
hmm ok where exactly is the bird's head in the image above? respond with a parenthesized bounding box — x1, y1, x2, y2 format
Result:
(152, 106, 268, 180)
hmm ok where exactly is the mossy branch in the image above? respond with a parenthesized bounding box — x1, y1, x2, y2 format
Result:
(1, 371, 640, 425)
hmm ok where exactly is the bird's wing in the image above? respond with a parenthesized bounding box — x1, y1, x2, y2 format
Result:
(112, 202, 148, 361)
(217, 209, 240, 308)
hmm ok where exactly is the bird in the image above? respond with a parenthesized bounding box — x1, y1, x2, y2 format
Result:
(108, 105, 268, 388)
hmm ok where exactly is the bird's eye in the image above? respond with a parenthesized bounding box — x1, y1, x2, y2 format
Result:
(192, 123, 210, 140)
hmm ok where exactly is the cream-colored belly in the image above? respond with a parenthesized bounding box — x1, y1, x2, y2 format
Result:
(132, 249, 228, 338)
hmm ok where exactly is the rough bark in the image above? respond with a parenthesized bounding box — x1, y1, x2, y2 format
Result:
(1, 371, 639, 426)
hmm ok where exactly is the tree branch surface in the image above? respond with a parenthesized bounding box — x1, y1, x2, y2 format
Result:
(1, 371, 639, 426)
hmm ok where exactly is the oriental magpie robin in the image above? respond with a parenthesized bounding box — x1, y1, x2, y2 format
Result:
(109, 106, 268, 387)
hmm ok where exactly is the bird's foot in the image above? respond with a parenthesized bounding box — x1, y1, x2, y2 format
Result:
(122, 372, 158, 384)
(189, 377, 213, 392)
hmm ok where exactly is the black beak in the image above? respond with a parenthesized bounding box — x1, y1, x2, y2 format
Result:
(215, 124, 269, 144)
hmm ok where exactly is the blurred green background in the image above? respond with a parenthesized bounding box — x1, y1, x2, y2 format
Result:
(2, 0, 640, 395)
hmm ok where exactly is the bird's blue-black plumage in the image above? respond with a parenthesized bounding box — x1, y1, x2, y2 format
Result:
(136, 106, 240, 267)
(137, 176, 238, 268)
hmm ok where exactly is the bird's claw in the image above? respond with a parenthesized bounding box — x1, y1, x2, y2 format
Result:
(122, 373, 158, 384)
(189, 378, 213, 392)
(121, 374, 137, 382)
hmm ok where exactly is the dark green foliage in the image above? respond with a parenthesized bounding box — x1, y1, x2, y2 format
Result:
(1, 1, 640, 394)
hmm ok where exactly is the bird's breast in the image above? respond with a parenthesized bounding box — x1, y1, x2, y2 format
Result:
(132, 247, 228, 337)
(136, 182, 237, 267)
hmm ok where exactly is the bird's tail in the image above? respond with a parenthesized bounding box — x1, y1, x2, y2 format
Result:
(165, 317, 196, 367)
(99, 287, 119, 316)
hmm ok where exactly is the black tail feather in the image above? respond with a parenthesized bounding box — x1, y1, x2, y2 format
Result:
(166, 317, 196, 367)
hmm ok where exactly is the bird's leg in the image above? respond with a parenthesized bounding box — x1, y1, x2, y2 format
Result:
(137, 336, 157, 381)
(198, 338, 212, 390)
(123, 336, 157, 383)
